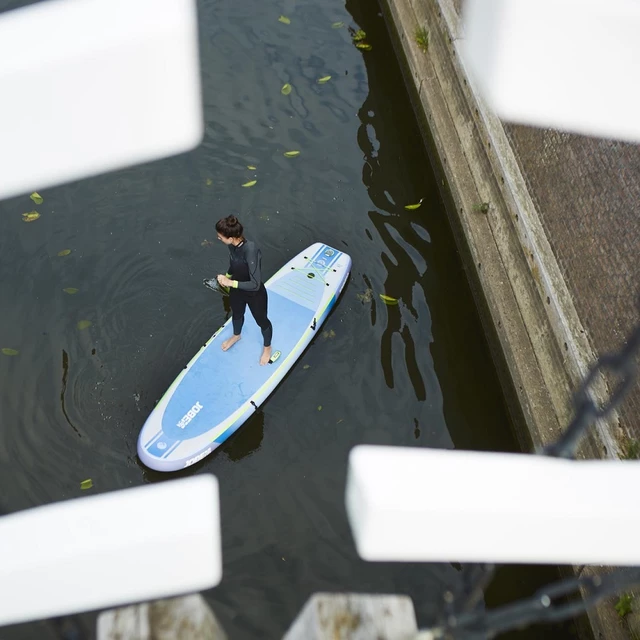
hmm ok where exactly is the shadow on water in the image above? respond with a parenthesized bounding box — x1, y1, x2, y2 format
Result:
(139, 410, 266, 483)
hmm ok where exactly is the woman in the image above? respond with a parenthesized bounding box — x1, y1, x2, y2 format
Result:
(215, 216, 273, 365)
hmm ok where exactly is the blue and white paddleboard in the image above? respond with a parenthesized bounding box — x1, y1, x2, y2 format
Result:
(137, 242, 351, 472)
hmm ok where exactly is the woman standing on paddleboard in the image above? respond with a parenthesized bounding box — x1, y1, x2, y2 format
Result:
(215, 216, 273, 365)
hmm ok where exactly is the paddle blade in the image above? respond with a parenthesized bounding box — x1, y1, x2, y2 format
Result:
(203, 278, 229, 295)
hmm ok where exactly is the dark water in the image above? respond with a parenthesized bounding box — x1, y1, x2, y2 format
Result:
(0, 0, 584, 638)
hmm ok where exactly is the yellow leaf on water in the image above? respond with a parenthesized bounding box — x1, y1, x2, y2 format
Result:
(77, 320, 92, 330)
(331, 21, 345, 28)
(379, 294, 399, 305)
(303, 364, 310, 369)
(58, 249, 72, 257)
(80, 479, 93, 490)
(1, 348, 19, 356)
(30, 192, 43, 204)
(281, 83, 292, 95)
(63, 287, 79, 295)
(205, 178, 213, 186)
(247, 165, 257, 170)
(283, 150, 300, 157)
(317, 405, 322, 411)
(317, 75, 332, 84)
(22, 211, 40, 222)
(404, 198, 424, 210)
(278, 15, 290, 24)
(356, 42, 373, 51)
(242, 180, 257, 187)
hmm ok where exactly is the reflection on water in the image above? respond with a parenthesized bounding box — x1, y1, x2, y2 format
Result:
(0, 0, 583, 638)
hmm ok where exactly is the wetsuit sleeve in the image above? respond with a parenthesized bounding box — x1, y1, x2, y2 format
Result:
(226, 250, 232, 278)
(235, 243, 262, 292)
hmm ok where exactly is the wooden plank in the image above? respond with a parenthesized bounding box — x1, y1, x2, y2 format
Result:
(283, 593, 418, 640)
(346, 445, 640, 565)
(0, 0, 203, 201)
(97, 595, 227, 640)
(1, 475, 221, 627)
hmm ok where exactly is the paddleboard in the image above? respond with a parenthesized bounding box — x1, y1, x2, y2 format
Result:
(137, 242, 351, 471)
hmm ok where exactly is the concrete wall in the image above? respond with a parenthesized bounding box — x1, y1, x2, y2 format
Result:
(375, 0, 639, 637)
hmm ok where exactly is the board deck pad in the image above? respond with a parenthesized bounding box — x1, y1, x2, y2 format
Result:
(138, 242, 351, 471)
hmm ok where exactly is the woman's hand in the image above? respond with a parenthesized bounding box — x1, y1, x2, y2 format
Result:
(217, 274, 234, 288)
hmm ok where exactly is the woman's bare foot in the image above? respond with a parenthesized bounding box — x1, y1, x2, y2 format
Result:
(260, 346, 272, 366)
(222, 334, 241, 351)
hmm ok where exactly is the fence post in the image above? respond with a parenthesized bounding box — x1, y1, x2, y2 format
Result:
(97, 594, 227, 640)
(283, 593, 418, 639)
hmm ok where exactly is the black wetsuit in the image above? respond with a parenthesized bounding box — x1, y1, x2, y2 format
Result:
(227, 240, 273, 347)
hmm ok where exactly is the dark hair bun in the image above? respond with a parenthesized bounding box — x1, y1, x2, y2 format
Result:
(215, 215, 244, 239)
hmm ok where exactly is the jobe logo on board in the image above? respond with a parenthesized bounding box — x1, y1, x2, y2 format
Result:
(184, 447, 212, 468)
(176, 401, 203, 429)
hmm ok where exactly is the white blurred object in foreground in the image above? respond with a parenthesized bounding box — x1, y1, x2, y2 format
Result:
(0, 0, 203, 201)
(346, 445, 640, 565)
(0, 475, 221, 627)
(462, 0, 640, 143)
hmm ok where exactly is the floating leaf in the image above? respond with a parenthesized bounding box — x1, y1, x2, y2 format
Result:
(80, 479, 93, 490)
(22, 211, 40, 222)
(331, 21, 345, 29)
(356, 289, 373, 303)
(30, 192, 43, 204)
(57, 249, 72, 257)
(317, 75, 332, 84)
(317, 405, 322, 411)
(404, 198, 424, 210)
(242, 180, 257, 187)
(1, 348, 19, 356)
(281, 83, 292, 95)
(283, 150, 300, 157)
(379, 294, 399, 305)
(356, 42, 373, 51)
(352, 29, 367, 41)
(278, 15, 291, 24)
(247, 165, 257, 170)
(63, 287, 79, 295)
(201, 239, 214, 247)
(303, 364, 310, 369)
(322, 329, 336, 339)
(77, 320, 92, 330)
(205, 178, 213, 186)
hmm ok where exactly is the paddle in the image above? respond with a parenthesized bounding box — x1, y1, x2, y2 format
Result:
(203, 277, 230, 295)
